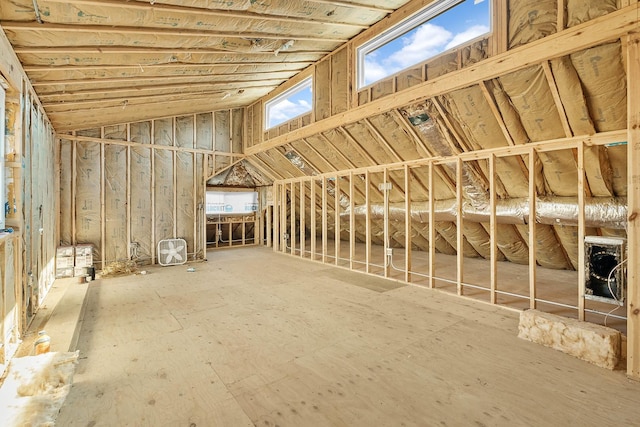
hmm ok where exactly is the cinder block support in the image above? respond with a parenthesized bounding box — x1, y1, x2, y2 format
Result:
(518, 309, 621, 370)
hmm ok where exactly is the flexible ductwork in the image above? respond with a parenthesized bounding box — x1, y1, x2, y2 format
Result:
(342, 197, 627, 230)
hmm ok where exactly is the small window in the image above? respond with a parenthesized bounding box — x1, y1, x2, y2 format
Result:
(357, 0, 491, 88)
(206, 191, 257, 215)
(265, 77, 313, 129)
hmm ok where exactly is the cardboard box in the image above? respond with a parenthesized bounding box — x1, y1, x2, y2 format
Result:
(75, 244, 93, 267)
(56, 267, 74, 278)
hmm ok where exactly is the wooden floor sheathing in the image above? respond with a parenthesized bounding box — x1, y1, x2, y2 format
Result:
(57, 247, 639, 426)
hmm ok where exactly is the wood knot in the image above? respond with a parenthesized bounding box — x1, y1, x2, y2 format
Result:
(634, 308, 640, 315)
(630, 212, 638, 222)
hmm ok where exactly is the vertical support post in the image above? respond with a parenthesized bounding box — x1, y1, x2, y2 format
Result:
(100, 129, 106, 269)
(266, 204, 272, 248)
(404, 165, 412, 283)
(150, 120, 156, 265)
(193, 153, 198, 259)
(489, 154, 497, 304)
(334, 176, 340, 265)
(172, 118, 178, 239)
(383, 167, 390, 278)
(456, 158, 464, 295)
(577, 141, 586, 321)
(281, 182, 287, 253)
(322, 178, 328, 263)
(528, 149, 537, 309)
(349, 172, 355, 270)
(71, 136, 77, 245)
(365, 171, 371, 273)
(627, 34, 640, 379)
(300, 180, 306, 257)
(428, 162, 435, 288)
(126, 125, 132, 260)
(311, 179, 317, 259)
(203, 154, 208, 257)
(290, 181, 296, 255)
(273, 183, 279, 252)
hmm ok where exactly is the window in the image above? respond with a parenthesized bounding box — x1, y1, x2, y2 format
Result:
(357, 0, 491, 88)
(264, 77, 313, 129)
(0, 83, 5, 230)
(206, 191, 258, 215)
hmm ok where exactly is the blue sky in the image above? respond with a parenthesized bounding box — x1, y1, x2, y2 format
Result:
(268, 0, 490, 127)
(267, 84, 313, 128)
(364, 0, 490, 85)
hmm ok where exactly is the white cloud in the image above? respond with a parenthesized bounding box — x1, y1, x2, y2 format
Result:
(474, 0, 486, 4)
(387, 24, 452, 69)
(363, 20, 490, 86)
(445, 24, 490, 50)
(268, 98, 311, 127)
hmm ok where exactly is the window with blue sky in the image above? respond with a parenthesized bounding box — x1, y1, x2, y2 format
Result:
(358, 0, 491, 88)
(265, 77, 313, 129)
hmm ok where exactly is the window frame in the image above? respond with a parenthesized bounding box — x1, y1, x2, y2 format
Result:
(264, 76, 313, 130)
(356, 0, 484, 89)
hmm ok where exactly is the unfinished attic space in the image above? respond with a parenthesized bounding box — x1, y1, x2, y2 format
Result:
(1, 0, 640, 424)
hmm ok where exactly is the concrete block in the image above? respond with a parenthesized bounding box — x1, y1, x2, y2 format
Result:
(518, 309, 621, 369)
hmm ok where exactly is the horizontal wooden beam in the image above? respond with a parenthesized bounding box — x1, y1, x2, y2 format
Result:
(24, 61, 314, 73)
(273, 130, 627, 183)
(43, 0, 369, 28)
(0, 21, 348, 43)
(31, 71, 294, 87)
(12, 46, 328, 56)
(246, 5, 639, 156)
(39, 81, 275, 101)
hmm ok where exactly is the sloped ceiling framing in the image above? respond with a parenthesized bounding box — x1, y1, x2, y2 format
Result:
(0, 0, 411, 130)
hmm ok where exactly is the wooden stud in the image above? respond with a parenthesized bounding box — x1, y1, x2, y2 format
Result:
(322, 178, 328, 263)
(172, 117, 178, 239)
(528, 148, 537, 309)
(126, 124, 132, 260)
(192, 152, 198, 260)
(365, 171, 371, 273)
(404, 164, 412, 283)
(300, 180, 306, 258)
(311, 179, 317, 260)
(428, 162, 435, 289)
(100, 128, 106, 268)
(383, 167, 390, 278)
(349, 172, 355, 270)
(627, 35, 640, 379)
(492, 0, 508, 55)
(291, 181, 296, 255)
(334, 176, 340, 265)
(557, 0, 566, 33)
(281, 182, 287, 252)
(150, 120, 156, 265)
(71, 135, 77, 245)
(542, 61, 572, 138)
(456, 157, 464, 296)
(489, 153, 497, 304)
(577, 140, 586, 321)
(273, 183, 279, 252)
(203, 154, 208, 256)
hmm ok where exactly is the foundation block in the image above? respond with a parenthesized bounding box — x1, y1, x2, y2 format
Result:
(518, 309, 621, 370)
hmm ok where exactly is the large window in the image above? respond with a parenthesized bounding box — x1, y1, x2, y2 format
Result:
(357, 0, 491, 88)
(264, 76, 313, 129)
(0, 83, 5, 230)
(206, 191, 258, 215)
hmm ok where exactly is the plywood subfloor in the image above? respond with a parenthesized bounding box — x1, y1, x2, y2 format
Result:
(57, 247, 639, 426)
